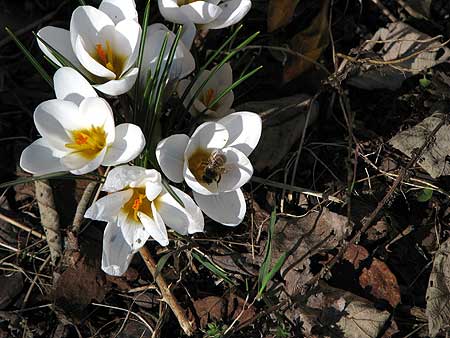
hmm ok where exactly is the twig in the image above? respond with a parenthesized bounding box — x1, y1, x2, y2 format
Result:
(22, 254, 51, 308)
(369, 0, 397, 22)
(72, 182, 97, 234)
(139, 246, 195, 336)
(0, 212, 44, 239)
(34, 180, 62, 265)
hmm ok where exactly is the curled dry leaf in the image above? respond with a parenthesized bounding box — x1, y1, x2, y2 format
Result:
(296, 282, 390, 338)
(344, 22, 450, 90)
(283, 0, 330, 83)
(236, 94, 319, 171)
(267, 0, 299, 32)
(389, 113, 449, 178)
(426, 238, 450, 337)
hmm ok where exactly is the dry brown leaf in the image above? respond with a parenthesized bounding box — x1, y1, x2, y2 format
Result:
(343, 244, 369, 269)
(283, 0, 329, 83)
(0, 273, 23, 310)
(426, 238, 450, 337)
(236, 94, 319, 171)
(267, 0, 299, 32)
(345, 22, 450, 90)
(389, 113, 449, 178)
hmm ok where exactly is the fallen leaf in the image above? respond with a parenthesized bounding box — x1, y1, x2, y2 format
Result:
(389, 113, 448, 178)
(345, 22, 450, 90)
(236, 94, 319, 171)
(0, 273, 23, 310)
(267, 0, 299, 32)
(343, 244, 369, 269)
(283, 0, 330, 82)
(296, 282, 391, 338)
(359, 259, 401, 307)
(426, 238, 450, 337)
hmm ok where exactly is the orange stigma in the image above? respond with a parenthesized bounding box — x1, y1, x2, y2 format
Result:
(75, 132, 89, 145)
(96, 44, 108, 65)
(203, 88, 216, 106)
(132, 195, 144, 211)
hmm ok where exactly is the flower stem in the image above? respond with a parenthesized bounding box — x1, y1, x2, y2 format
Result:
(139, 246, 195, 336)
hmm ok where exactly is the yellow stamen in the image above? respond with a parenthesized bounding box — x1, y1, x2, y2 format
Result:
(93, 40, 126, 79)
(65, 125, 107, 160)
(203, 88, 216, 107)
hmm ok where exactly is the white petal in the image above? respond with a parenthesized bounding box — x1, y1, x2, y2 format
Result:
(179, 1, 222, 24)
(20, 138, 67, 175)
(157, 186, 204, 235)
(181, 22, 196, 50)
(102, 123, 145, 166)
(145, 180, 163, 202)
(64, 146, 107, 175)
(85, 189, 133, 222)
(78, 97, 115, 144)
(93, 68, 138, 96)
(37, 26, 80, 68)
(156, 134, 189, 183)
(204, 0, 251, 30)
(158, 0, 191, 24)
(103, 165, 147, 192)
(99, 0, 138, 24)
(218, 111, 262, 156)
(70, 6, 115, 51)
(207, 62, 233, 93)
(54, 67, 97, 106)
(138, 206, 169, 246)
(115, 20, 141, 72)
(102, 221, 135, 276)
(185, 122, 229, 158)
(193, 189, 246, 226)
(207, 91, 234, 119)
(74, 35, 116, 79)
(34, 99, 83, 151)
(217, 147, 253, 192)
(119, 211, 151, 251)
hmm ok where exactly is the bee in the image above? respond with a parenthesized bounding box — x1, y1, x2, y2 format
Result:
(202, 150, 227, 185)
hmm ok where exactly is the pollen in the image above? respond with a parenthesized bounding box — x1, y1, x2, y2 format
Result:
(65, 125, 107, 160)
(188, 148, 211, 183)
(93, 40, 126, 79)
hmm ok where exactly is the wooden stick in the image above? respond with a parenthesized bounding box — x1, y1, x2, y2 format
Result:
(139, 246, 195, 336)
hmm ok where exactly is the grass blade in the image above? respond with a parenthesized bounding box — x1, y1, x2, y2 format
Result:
(161, 179, 185, 208)
(5, 27, 53, 88)
(192, 251, 235, 285)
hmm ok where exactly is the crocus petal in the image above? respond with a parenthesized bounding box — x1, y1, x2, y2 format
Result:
(156, 134, 189, 183)
(103, 165, 147, 192)
(93, 68, 138, 96)
(185, 122, 229, 158)
(34, 99, 83, 151)
(54, 67, 97, 106)
(138, 206, 169, 246)
(20, 138, 68, 175)
(203, 0, 251, 30)
(70, 5, 115, 51)
(116, 20, 141, 73)
(63, 146, 107, 175)
(102, 221, 135, 276)
(144, 174, 163, 201)
(37, 26, 80, 68)
(158, 0, 191, 24)
(157, 186, 204, 235)
(102, 123, 145, 166)
(78, 97, 116, 143)
(118, 212, 151, 251)
(206, 62, 233, 93)
(85, 189, 133, 222)
(208, 91, 234, 119)
(216, 147, 253, 192)
(74, 35, 116, 79)
(181, 22, 196, 50)
(178, 1, 222, 24)
(218, 111, 262, 156)
(193, 189, 246, 226)
(99, 0, 138, 24)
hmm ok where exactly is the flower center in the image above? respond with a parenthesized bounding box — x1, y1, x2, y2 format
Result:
(177, 0, 199, 5)
(202, 88, 216, 107)
(188, 148, 227, 184)
(65, 125, 107, 160)
(122, 188, 152, 222)
(93, 40, 126, 79)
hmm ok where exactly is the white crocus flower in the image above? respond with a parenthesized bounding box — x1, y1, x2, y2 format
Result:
(37, 0, 140, 96)
(156, 112, 261, 226)
(85, 165, 204, 276)
(177, 63, 234, 119)
(20, 68, 145, 175)
(139, 24, 195, 87)
(158, 0, 251, 30)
